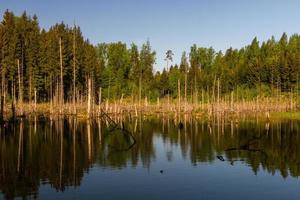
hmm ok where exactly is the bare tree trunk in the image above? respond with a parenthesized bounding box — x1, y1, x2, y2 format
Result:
(87, 77, 91, 117)
(207, 86, 210, 113)
(98, 87, 102, 116)
(190, 84, 193, 106)
(212, 76, 216, 113)
(92, 77, 95, 115)
(184, 66, 187, 113)
(217, 78, 220, 111)
(167, 92, 170, 112)
(231, 91, 234, 112)
(98, 119, 102, 144)
(1, 72, 5, 119)
(17, 59, 23, 115)
(73, 28, 76, 115)
(297, 74, 299, 110)
(50, 75, 53, 114)
(34, 88, 37, 112)
(0, 94, 3, 122)
(194, 76, 198, 106)
(195, 88, 198, 106)
(0, 65, 3, 121)
(12, 81, 16, 119)
(108, 73, 111, 100)
(59, 37, 64, 114)
(201, 88, 204, 110)
(139, 75, 141, 109)
(178, 79, 181, 114)
(290, 88, 293, 111)
(29, 75, 32, 106)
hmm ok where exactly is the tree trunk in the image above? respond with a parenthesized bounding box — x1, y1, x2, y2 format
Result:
(12, 82, 16, 120)
(34, 88, 37, 112)
(184, 67, 187, 112)
(217, 78, 220, 111)
(0, 94, 3, 123)
(201, 88, 204, 110)
(87, 77, 92, 117)
(29, 75, 32, 106)
(98, 87, 102, 116)
(59, 37, 64, 114)
(50, 75, 53, 114)
(178, 79, 181, 114)
(73, 28, 76, 115)
(17, 59, 23, 115)
(139, 74, 142, 109)
(231, 91, 234, 112)
(1, 66, 4, 106)
(167, 92, 170, 112)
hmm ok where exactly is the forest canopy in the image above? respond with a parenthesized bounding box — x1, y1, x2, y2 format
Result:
(1, 10, 300, 103)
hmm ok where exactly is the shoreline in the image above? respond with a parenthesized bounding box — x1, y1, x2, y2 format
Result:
(1, 101, 299, 122)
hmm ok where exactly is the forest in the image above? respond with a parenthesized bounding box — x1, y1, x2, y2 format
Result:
(1, 10, 300, 115)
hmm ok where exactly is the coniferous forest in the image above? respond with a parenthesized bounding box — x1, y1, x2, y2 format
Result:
(3, 2, 300, 200)
(1, 10, 300, 116)
(4, 0, 300, 200)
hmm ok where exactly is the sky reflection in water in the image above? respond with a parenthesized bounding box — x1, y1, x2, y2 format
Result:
(1, 116, 300, 200)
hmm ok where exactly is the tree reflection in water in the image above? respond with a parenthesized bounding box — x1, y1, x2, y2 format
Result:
(0, 115, 300, 199)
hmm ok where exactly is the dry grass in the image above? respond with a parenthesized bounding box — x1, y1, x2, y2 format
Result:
(1, 95, 297, 121)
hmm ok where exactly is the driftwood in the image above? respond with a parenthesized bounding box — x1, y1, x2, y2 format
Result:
(100, 108, 136, 152)
(217, 136, 268, 165)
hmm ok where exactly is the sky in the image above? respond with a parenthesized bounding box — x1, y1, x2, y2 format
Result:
(1, 0, 300, 71)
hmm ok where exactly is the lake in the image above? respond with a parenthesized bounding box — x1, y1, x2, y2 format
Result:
(1, 115, 300, 200)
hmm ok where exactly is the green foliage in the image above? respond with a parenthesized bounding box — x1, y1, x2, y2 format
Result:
(0, 10, 98, 102)
(2, 10, 300, 103)
(235, 84, 272, 100)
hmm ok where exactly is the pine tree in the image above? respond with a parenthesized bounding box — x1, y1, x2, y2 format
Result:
(1, 10, 17, 100)
(245, 37, 261, 86)
(279, 33, 289, 91)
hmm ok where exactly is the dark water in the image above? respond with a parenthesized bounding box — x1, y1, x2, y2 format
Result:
(1, 115, 300, 200)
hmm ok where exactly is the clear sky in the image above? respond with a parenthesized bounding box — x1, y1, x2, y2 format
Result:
(1, 0, 300, 71)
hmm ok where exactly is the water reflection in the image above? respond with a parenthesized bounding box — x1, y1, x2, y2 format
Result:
(1, 116, 300, 199)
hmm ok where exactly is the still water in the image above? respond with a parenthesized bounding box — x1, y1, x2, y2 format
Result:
(1, 115, 300, 200)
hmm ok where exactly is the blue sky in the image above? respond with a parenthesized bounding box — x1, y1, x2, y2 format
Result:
(1, 0, 300, 71)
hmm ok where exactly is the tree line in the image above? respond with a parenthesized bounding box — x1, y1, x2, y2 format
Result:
(1, 10, 300, 105)
(0, 10, 98, 105)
